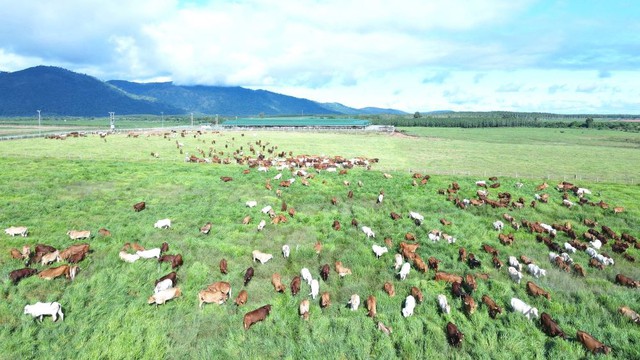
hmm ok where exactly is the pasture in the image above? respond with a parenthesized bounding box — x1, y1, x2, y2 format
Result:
(1, 129, 639, 359)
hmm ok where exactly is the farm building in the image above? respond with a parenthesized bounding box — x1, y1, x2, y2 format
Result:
(221, 117, 371, 129)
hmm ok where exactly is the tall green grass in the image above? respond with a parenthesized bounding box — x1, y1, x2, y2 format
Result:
(0, 131, 638, 359)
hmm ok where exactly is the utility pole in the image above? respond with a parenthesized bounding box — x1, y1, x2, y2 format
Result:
(109, 112, 115, 131)
(37, 110, 41, 136)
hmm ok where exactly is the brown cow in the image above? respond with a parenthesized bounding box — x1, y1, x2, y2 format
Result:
(200, 222, 212, 234)
(271, 273, 286, 293)
(98, 228, 111, 236)
(351, 218, 359, 227)
(463, 274, 477, 293)
(482, 244, 499, 256)
(332, 220, 341, 231)
(290, 276, 301, 296)
(243, 305, 272, 330)
(400, 242, 419, 254)
(492, 255, 504, 269)
(9, 268, 38, 284)
(384, 237, 393, 248)
(220, 258, 228, 274)
(440, 218, 452, 226)
(367, 295, 377, 317)
(199, 290, 228, 308)
(244, 267, 254, 286)
(158, 254, 183, 269)
(243, 216, 251, 225)
(206, 281, 232, 297)
(320, 264, 330, 282)
(615, 274, 640, 288)
(288, 207, 296, 217)
(410, 287, 424, 303)
(540, 313, 567, 339)
(435, 272, 463, 283)
(413, 257, 427, 273)
(38, 265, 75, 280)
(314, 241, 322, 254)
(555, 257, 570, 272)
(463, 294, 477, 315)
(320, 292, 331, 308)
(589, 258, 605, 270)
(390, 212, 401, 221)
(405, 233, 416, 241)
(235, 290, 248, 306)
(221, 176, 233, 182)
(446, 322, 464, 347)
(467, 253, 481, 269)
(526, 281, 551, 300)
(481, 294, 502, 319)
(428, 257, 440, 272)
(519, 255, 534, 265)
(573, 263, 586, 277)
(618, 306, 640, 324)
(576, 330, 611, 355)
(458, 247, 467, 262)
(383, 282, 396, 297)
(133, 201, 146, 212)
(452, 282, 466, 299)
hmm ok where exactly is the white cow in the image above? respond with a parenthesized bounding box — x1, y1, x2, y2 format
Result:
(527, 264, 547, 278)
(402, 295, 416, 317)
(394, 254, 403, 270)
(549, 252, 559, 262)
(24, 302, 64, 322)
(475, 180, 487, 187)
(586, 247, 598, 258)
(362, 226, 375, 238)
(409, 211, 424, 225)
(257, 220, 266, 231)
(589, 239, 602, 250)
(562, 199, 575, 208)
(428, 232, 441, 242)
(119, 251, 140, 263)
(273, 173, 282, 180)
(301, 268, 313, 285)
(510, 298, 539, 320)
(282, 244, 290, 258)
(154, 219, 171, 229)
(148, 287, 181, 305)
(576, 188, 592, 197)
(508, 256, 522, 272)
(154, 278, 174, 293)
(261, 205, 272, 214)
(564, 242, 577, 253)
(508, 266, 523, 284)
(5, 226, 28, 237)
(67, 230, 91, 240)
(348, 294, 361, 311)
(595, 254, 614, 266)
(252, 250, 273, 264)
(398, 262, 411, 280)
(377, 194, 384, 204)
(245, 200, 257, 208)
(372, 245, 388, 258)
(561, 252, 574, 265)
(136, 248, 161, 259)
(493, 221, 504, 231)
(309, 279, 319, 299)
(437, 294, 451, 314)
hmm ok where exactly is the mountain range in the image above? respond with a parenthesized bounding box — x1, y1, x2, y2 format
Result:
(0, 66, 406, 117)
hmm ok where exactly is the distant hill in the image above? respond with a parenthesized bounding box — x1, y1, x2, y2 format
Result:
(0, 66, 408, 117)
(0, 66, 181, 116)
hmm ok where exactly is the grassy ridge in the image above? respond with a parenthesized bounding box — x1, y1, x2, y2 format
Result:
(0, 131, 639, 359)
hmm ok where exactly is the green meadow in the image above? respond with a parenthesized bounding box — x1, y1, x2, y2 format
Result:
(0, 129, 638, 359)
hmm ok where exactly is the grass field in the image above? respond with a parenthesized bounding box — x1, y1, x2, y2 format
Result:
(1, 129, 639, 359)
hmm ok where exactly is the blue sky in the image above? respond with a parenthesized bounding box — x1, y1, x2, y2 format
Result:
(0, 0, 638, 113)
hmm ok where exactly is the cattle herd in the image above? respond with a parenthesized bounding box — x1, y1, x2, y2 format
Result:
(4, 130, 640, 357)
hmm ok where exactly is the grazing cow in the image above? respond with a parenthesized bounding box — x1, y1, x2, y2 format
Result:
(394, 254, 403, 270)
(282, 245, 290, 258)
(590, 239, 602, 250)
(200, 222, 212, 235)
(508, 256, 523, 272)
(576, 330, 611, 355)
(618, 306, 640, 324)
(153, 219, 171, 229)
(540, 313, 567, 339)
(405, 232, 416, 241)
(320, 264, 330, 282)
(310, 279, 319, 299)
(261, 205, 272, 214)
(410, 287, 424, 303)
(290, 276, 301, 296)
(133, 201, 146, 212)
(446, 322, 464, 347)
(235, 290, 248, 306)
(377, 322, 393, 335)
(154, 278, 173, 294)
(409, 211, 424, 225)
(361, 226, 375, 238)
(158, 254, 183, 269)
(452, 282, 466, 299)
(351, 218, 359, 227)
(372, 245, 388, 258)
(271, 273, 286, 293)
(5, 226, 28, 237)
(155, 272, 177, 289)
(220, 259, 228, 274)
(493, 221, 504, 231)
(458, 247, 467, 262)
(98, 228, 111, 236)
(527, 264, 547, 279)
(402, 295, 416, 317)
(332, 220, 341, 231)
(136, 248, 162, 259)
(314, 241, 322, 254)
(119, 251, 140, 263)
(67, 230, 91, 240)
(615, 274, 640, 288)
(413, 257, 427, 273)
(463, 294, 477, 315)
(508, 267, 523, 284)
(526, 281, 551, 300)
(384, 282, 396, 297)
(243, 305, 272, 330)
(492, 255, 504, 269)
(288, 207, 296, 217)
(335, 261, 352, 277)
(244, 267, 255, 286)
(589, 258, 605, 270)
(40, 250, 60, 266)
(467, 254, 481, 269)
(245, 200, 258, 208)
(498, 233, 514, 245)
(24, 302, 64, 322)
(463, 274, 477, 293)
(348, 294, 361, 311)
(390, 212, 401, 220)
(206, 281, 232, 297)
(398, 262, 411, 280)
(365, 295, 377, 317)
(299, 299, 310, 320)
(428, 257, 441, 272)
(321, 292, 331, 308)
(243, 216, 251, 225)
(148, 287, 182, 305)
(38, 264, 78, 281)
(252, 250, 273, 264)
(220, 176, 233, 182)
(481, 295, 502, 319)
(438, 294, 451, 314)
(510, 298, 539, 320)
(301, 268, 313, 285)
(482, 244, 499, 256)
(198, 290, 228, 308)
(435, 272, 463, 283)
(564, 242, 577, 253)
(440, 218, 452, 226)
